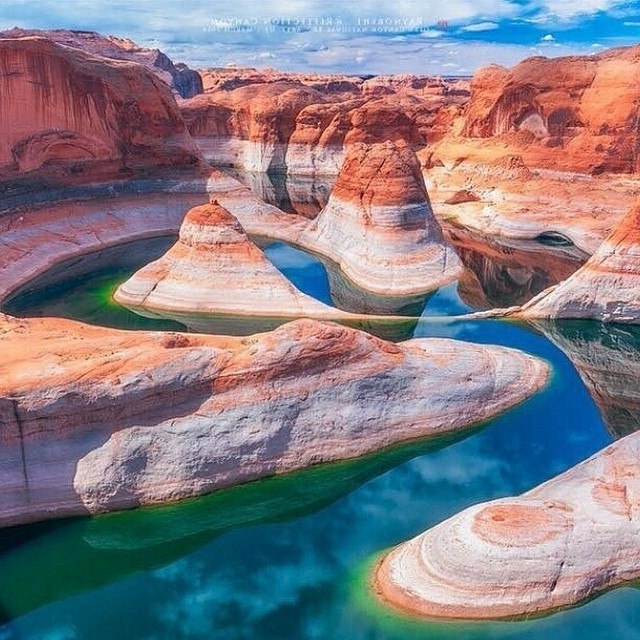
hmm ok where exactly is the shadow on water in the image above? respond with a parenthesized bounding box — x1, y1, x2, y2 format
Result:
(0, 429, 478, 621)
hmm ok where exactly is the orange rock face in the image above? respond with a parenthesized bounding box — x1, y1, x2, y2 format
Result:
(0, 36, 200, 190)
(461, 46, 640, 175)
(330, 140, 430, 208)
(181, 68, 468, 173)
(0, 312, 548, 527)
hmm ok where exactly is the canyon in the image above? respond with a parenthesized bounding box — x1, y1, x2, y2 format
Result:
(1, 25, 640, 633)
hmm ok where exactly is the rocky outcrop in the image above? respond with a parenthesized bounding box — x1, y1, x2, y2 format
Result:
(114, 201, 367, 332)
(0, 28, 203, 98)
(0, 36, 200, 192)
(376, 429, 640, 619)
(299, 141, 464, 295)
(0, 314, 547, 528)
(444, 189, 480, 205)
(461, 46, 640, 175)
(520, 201, 640, 322)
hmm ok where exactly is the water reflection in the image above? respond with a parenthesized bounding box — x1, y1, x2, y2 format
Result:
(0, 432, 470, 621)
(529, 320, 640, 439)
(446, 227, 586, 310)
(226, 169, 334, 219)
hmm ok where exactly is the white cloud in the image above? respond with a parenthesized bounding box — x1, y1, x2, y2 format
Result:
(420, 29, 445, 38)
(541, 33, 555, 40)
(623, 20, 640, 25)
(461, 21, 500, 32)
(532, 0, 630, 21)
(0, 0, 635, 75)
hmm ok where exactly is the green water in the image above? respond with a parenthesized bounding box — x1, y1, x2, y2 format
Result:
(2, 240, 640, 640)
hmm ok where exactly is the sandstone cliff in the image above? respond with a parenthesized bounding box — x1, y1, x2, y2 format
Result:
(0, 36, 200, 192)
(0, 28, 203, 98)
(460, 45, 640, 175)
(181, 69, 467, 173)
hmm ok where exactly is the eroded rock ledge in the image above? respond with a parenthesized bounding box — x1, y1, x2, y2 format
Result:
(0, 315, 548, 527)
(376, 428, 640, 620)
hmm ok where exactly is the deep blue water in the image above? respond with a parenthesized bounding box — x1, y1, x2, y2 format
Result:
(2, 239, 639, 640)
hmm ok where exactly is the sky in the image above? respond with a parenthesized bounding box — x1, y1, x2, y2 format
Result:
(1, 0, 640, 75)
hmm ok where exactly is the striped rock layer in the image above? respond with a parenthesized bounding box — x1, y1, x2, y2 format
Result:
(521, 201, 640, 322)
(0, 315, 548, 528)
(300, 141, 464, 295)
(376, 430, 640, 620)
(114, 201, 349, 330)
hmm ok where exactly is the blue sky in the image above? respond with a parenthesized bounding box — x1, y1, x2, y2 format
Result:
(1, 0, 640, 74)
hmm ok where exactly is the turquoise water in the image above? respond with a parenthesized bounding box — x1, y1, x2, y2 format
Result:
(2, 239, 640, 640)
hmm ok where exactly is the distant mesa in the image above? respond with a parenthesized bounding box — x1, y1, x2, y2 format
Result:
(181, 67, 468, 174)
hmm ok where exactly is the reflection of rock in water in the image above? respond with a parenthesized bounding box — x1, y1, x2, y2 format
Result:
(321, 258, 430, 341)
(531, 320, 640, 439)
(448, 227, 585, 310)
(0, 432, 468, 620)
(142, 310, 419, 343)
(325, 258, 431, 317)
(224, 168, 334, 218)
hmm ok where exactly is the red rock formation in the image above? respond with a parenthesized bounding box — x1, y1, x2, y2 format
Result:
(0, 28, 203, 97)
(445, 189, 480, 205)
(461, 46, 640, 175)
(181, 68, 468, 173)
(0, 36, 200, 190)
(299, 141, 464, 294)
(520, 200, 640, 322)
